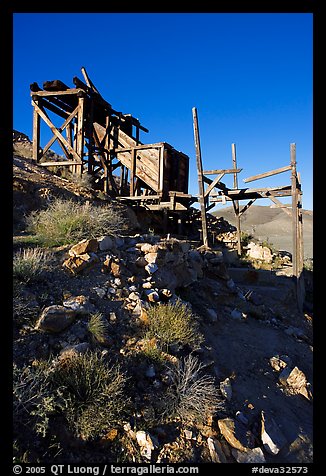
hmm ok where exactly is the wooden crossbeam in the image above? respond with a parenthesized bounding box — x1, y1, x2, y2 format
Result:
(32, 101, 82, 163)
(40, 104, 79, 157)
(39, 161, 83, 167)
(239, 199, 257, 216)
(203, 168, 242, 175)
(31, 88, 84, 97)
(243, 165, 292, 183)
(204, 173, 226, 197)
(267, 196, 292, 217)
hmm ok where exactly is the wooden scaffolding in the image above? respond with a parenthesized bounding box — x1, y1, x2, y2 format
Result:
(192, 107, 305, 311)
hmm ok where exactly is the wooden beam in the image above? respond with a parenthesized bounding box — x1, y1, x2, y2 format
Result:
(204, 173, 226, 197)
(32, 101, 82, 163)
(232, 143, 241, 255)
(192, 107, 208, 248)
(203, 168, 242, 175)
(39, 161, 83, 167)
(267, 196, 292, 218)
(239, 199, 257, 217)
(40, 104, 79, 158)
(31, 88, 84, 97)
(243, 165, 292, 183)
(130, 148, 136, 196)
(32, 98, 40, 162)
(76, 96, 85, 176)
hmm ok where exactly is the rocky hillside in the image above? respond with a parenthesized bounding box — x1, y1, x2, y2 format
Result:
(213, 205, 313, 260)
(12, 132, 313, 466)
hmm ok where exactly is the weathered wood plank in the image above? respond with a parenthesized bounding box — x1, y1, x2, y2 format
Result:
(243, 165, 292, 183)
(39, 161, 83, 167)
(232, 143, 242, 255)
(203, 168, 242, 175)
(204, 173, 226, 197)
(32, 99, 40, 162)
(192, 107, 208, 247)
(31, 88, 84, 97)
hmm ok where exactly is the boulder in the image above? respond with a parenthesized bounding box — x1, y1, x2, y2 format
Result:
(140, 243, 159, 254)
(207, 437, 227, 463)
(220, 377, 232, 401)
(218, 418, 255, 452)
(68, 238, 99, 257)
(144, 252, 159, 264)
(269, 355, 292, 372)
(247, 242, 273, 263)
(135, 430, 157, 460)
(63, 252, 99, 275)
(35, 305, 76, 333)
(279, 366, 311, 399)
(98, 235, 115, 251)
(261, 410, 287, 455)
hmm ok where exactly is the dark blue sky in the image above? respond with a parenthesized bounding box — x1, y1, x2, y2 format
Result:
(13, 13, 313, 209)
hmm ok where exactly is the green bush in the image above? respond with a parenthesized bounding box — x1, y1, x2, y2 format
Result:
(51, 351, 128, 440)
(161, 355, 223, 424)
(88, 313, 110, 344)
(26, 198, 126, 247)
(13, 248, 51, 284)
(145, 301, 203, 350)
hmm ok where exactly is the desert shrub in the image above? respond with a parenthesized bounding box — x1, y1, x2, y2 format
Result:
(51, 351, 128, 440)
(88, 312, 110, 344)
(13, 248, 52, 284)
(144, 301, 203, 351)
(69, 172, 94, 189)
(160, 355, 223, 424)
(13, 360, 60, 438)
(26, 198, 126, 247)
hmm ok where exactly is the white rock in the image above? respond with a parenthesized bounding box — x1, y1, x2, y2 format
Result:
(129, 292, 141, 301)
(220, 377, 232, 401)
(232, 447, 266, 463)
(142, 281, 153, 289)
(261, 410, 287, 455)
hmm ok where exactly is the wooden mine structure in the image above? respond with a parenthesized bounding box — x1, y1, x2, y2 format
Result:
(30, 68, 305, 310)
(30, 67, 195, 218)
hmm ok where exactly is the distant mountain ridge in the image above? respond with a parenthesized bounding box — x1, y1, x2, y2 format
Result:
(213, 205, 313, 259)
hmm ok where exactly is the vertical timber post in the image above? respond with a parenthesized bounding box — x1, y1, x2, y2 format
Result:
(32, 97, 40, 163)
(192, 107, 208, 248)
(76, 95, 85, 176)
(232, 143, 242, 255)
(291, 143, 304, 312)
